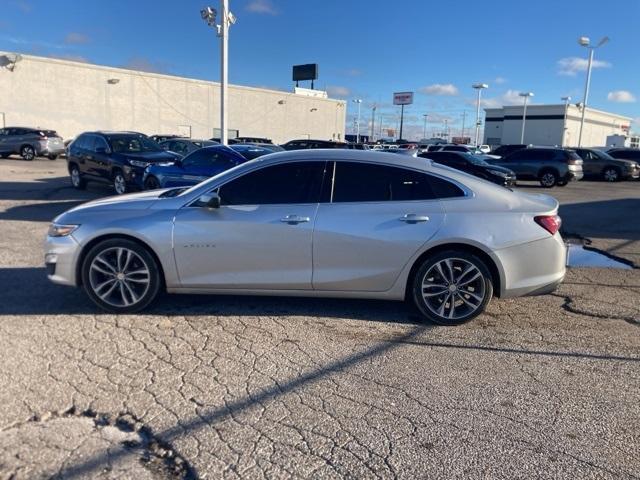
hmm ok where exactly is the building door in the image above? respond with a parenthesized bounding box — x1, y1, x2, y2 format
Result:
(177, 125, 192, 138)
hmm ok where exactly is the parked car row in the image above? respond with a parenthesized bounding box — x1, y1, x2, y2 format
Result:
(0, 127, 65, 160)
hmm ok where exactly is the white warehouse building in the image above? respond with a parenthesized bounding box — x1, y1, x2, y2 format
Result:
(0, 52, 346, 144)
(483, 104, 632, 148)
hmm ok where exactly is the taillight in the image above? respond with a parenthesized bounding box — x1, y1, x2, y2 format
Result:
(534, 215, 562, 235)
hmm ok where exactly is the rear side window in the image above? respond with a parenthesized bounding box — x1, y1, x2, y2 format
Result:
(332, 162, 464, 203)
(74, 135, 91, 150)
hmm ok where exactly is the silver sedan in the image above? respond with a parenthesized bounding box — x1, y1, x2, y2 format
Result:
(44, 150, 566, 325)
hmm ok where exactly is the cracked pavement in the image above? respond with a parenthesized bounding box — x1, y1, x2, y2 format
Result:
(0, 158, 638, 479)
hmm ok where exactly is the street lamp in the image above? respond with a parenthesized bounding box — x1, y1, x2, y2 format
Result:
(472, 83, 488, 146)
(577, 36, 609, 147)
(519, 92, 534, 144)
(561, 96, 571, 146)
(201, 2, 237, 146)
(370, 103, 377, 143)
(422, 114, 429, 140)
(353, 99, 362, 143)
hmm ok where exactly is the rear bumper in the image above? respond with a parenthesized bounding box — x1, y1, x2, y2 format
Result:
(565, 170, 583, 181)
(495, 232, 567, 298)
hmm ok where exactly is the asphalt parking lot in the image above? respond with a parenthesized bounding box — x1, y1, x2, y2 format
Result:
(0, 157, 638, 479)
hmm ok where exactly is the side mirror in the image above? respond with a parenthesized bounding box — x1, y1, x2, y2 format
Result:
(198, 192, 220, 209)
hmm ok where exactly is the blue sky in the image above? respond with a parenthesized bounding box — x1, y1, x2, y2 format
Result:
(1, 0, 639, 138)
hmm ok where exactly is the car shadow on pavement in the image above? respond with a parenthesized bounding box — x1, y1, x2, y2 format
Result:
(0, 200, 86, 222)
(0, 177, 108, 201)
(560, 198, 640, 241)
(0, 267, 422, 325)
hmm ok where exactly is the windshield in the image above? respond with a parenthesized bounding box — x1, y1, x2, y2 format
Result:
(108, 134, 162, 153)
(464, 153, 490, 166)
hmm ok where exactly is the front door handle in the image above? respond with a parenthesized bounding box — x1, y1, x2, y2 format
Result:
(280, 215, 311, 225)
(399, 213, 429, 224)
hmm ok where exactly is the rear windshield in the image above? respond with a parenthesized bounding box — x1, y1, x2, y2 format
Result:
(39, 130, 60, 137)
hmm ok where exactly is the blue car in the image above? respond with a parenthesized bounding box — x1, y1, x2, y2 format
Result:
(142, 144, 276, 190)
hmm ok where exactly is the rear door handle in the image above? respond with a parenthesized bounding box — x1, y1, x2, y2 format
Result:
(399, 213, 429, 223)
(280, 215, 311, 224)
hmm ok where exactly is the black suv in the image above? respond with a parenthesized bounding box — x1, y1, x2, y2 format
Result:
(607, 148, 640, 163)
(487, 147, 583, 187)
(421, 151, 517, 187)
(281, 139, 347, 150)
(67, 131, 178, 194)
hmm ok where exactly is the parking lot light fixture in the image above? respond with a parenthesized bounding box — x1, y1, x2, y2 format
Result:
(353, 99, 362, 143)
(201, 2, 236, 146)
(519, 92, 534, 144)
(577, 36, 609, 147)
(472, 83, 488, 146)
(561, 96, 571, 146)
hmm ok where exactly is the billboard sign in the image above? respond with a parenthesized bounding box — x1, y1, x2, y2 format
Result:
(393, 91, 414, 105)
(292, 64, 319, 82)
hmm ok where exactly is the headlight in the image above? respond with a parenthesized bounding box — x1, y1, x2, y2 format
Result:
(489, 170, 508, 178)
(48, 223, 79, 237)
(128, 159, 150, 168)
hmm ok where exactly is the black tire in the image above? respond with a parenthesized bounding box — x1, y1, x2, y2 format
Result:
(411, 250, 493, 326)
(48, 154, 58, 161)
(539, 170, 558, 188)
(69, 164, 87, 190)
(602, 167, 620, 182)
(112, 169, 128, 195)
(0, 153, 10, 159)
(20, 145, 36, 161)
(144, 175, 161, 190)
(81, 238, 162, 313)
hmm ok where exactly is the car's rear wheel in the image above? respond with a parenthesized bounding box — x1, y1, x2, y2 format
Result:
(81, 239, 161, 313)
(48, 154, 58, 161)
(539, 170, 558, 188)
(113, 170, 128, 195)
(602, 167, 620, 182)
(144, 175, 161, 190)
(20, 145, 35, 161)
(69, 164, 87, 190)
(411, 250, 493, 326)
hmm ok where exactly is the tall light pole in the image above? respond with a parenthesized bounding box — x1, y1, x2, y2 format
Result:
(577, 36, 609, 147)
(461, 111, 467, 143)
(422, 114, 429, 140)
(561, 96, 571, 146)
(353, 99, 362, 143)
(201, 3, 236, 146)
(519, 92, 534, 144)
(472, 83, 488, 146)
(370, 103, 377, 143)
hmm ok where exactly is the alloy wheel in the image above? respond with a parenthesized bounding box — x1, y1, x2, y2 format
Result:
(71, 167, 81, 187)
(603, 169, 618, 182)
(88, 247, 151, 308)
(114, 173, 127, 195)
(420, 257, 486, 321)
(540, 173, 556, 187)
(22, 146, 35, 161)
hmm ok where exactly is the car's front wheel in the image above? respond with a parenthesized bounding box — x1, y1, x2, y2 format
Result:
(20, 145, 35, 161)
(69, 164, 87, 190)
(113, 170, 128, 195)
(411, 250, 493, 325)
(48, 154, 58, 161)
(144, 175, 162, 190)
(81, 239, 161, 313)
(602, 167, 620, 182)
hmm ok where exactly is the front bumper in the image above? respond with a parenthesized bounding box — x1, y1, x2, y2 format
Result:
(44, 234, 81, 286)
(123, 165, 146, 188)
(495, 232, 567, 298)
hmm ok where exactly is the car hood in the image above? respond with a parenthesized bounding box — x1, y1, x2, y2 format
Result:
(485, 165, 515, 176)
(121, 151, 178, 162)
(612, 158, 638, 167)
(61, 189, 170, 216)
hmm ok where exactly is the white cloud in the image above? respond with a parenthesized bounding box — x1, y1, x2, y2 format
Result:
(419, 83, 459, 96)
(557, 57, 611, 76)
(607, 90, 636, 103)
(633, 117, 640, 125)
(494, 76, 507, 84)
(475, 89, 529, 108)
(64, 32, 89, 45)
(326, 85, 351, 98)
(245, 0, 277, 15)
(344, 68, 362, 77)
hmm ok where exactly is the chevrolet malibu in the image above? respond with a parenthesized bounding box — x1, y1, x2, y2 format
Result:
(45, 150, 566, 325)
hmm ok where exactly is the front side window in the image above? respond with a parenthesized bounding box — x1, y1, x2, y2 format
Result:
(331, 162, 464, 203)
(219, 161, 326, 205)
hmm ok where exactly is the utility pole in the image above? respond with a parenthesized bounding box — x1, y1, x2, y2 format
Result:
(370, 103, 377, 143)
(399, 104, 405, 141)
(422, 114, 428, 140)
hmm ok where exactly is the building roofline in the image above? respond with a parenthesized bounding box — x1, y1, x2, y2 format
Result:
(483, 103, 631, 121)
(0, 50, 346, 106)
